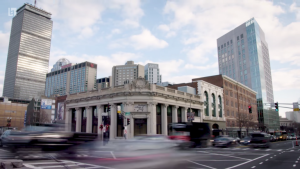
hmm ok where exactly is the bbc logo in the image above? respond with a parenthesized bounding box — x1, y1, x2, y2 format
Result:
(8, 8, 16, 17)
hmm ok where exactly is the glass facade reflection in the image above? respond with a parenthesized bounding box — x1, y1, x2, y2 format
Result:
(217, 18, 279, 130)
(3, 4, 53, 100)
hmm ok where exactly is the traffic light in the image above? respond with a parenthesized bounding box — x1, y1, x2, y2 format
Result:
(107, 105, 111, 112)
(275, 102, 279, 111)
(248, 105, 252, 113)
(127, 118, 130, 125)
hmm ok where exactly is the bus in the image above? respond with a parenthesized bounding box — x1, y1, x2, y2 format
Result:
(275, 130, 287, 140)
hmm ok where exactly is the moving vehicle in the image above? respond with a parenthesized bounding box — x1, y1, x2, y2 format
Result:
(2, 123, 98, 153)
(240, 136, 251, 145)
(274, 130, 287, 141)
(214, 137, 236, 147)
(169, 122, 211, 148)
(250, 132, 270, 148)
(270, 135, 277, 142)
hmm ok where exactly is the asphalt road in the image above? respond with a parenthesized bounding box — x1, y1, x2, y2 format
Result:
(1, 140, 300, 169)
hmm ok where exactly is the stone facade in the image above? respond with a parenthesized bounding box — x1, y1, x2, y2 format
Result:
(65, 77, 203, 139)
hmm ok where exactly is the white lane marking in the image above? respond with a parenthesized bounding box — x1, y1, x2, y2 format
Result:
(293, 164, 296, 167)
(296, 161, 298, 163)
(225, 154, 269, 169)
(277, 149, 282, 151)
(24, 160, 115, 169)
(270, 157, 273, 159)
(110, 151, 116, 159)
(198, 151, 250, 161)
(265, 159, 269, 161)
(242, 148, 249, 150)
(291, 150, 295, 152)
(251, 166, 256, 168)
(195, 160, 245, 161)
(254, 149, 259, 150)
(187, 160, 216, 169)
(266, 149, 271, 151)
(259, 162, 263, 164)
(274, 155, 276, 156)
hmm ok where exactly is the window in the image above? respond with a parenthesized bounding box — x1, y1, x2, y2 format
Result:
(237, 36, 239, 40)
(241, 34, 243, 38)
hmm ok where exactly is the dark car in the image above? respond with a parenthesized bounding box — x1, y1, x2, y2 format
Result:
(250, 132, 270, 148)
(214, 137, 236, 147)
(240, 136, 251, 145)
(3, 123, 97, 153)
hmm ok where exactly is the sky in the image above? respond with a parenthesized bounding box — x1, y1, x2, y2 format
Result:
(0, 0, 300, 117)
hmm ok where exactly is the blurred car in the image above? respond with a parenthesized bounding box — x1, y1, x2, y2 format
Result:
(214, 137, 236, 147)
(270, 135, 277, 142)
(121, 135, 179, 151)
(234, 137, 241, 143)
(287, 136, 292, 140)
(211, 135, 230, 146)
(240, 136, 251, 145)
(250, 132, 270, 148)
(2, 123, 97, 153)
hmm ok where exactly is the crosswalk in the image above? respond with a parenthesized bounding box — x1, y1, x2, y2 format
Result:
(23, 160, 114, 169)
(199, 147, 285, 152)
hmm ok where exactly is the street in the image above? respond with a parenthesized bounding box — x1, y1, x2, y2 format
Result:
(1, 140, 300, 169)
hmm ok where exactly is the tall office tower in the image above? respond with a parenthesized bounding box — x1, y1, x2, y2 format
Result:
(111, 61, 144, 87)
(51, 58, 71, 72)
(144, 63, 162, 84)
(217, 18, 279, 131)
(3, 4, 53, 100)
(45, 61, 97, 97)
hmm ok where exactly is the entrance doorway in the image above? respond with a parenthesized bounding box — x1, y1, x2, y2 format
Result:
(134, 119, 147, 136)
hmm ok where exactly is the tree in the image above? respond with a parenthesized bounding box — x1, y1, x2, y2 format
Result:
(236, 112, 248, 137)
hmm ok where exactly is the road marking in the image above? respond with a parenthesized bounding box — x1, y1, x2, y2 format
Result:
(187, 160, 216, 169)
(291, 150, 295, 152)
(274, 155, 276, 156)
(242, 148, 249, 150)
(251, 166, 256, 168)
(293, 164, 296, 167)
(196, 160, 244, 161)
(110, 151, 116, 159)
(270, 157, 273, 159)
(266, 149, 271, 151)
(265, 159, 268, 161)
(296, 161, 298, 163)
(259, 162, 263, 164)
(277, 149, 282, 151)
(254, 149, 259, 150)
(225, 154, 269, 169)
(198, 151, 250, 161)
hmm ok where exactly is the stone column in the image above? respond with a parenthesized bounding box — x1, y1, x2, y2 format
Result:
(181, 107, 188, 122)
(75, 107, 82, 132)
(109, 104, 117, 140)
(162, 104, 168, 135)
(86, 106, 92, 133)
(97, 105, 103, 134)
(172, 106, 178, 123)
(65, 108, 72, 131)
(148, 102, 157, 135)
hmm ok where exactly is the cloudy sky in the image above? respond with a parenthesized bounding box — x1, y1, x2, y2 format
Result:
(0, 0, 299, 117)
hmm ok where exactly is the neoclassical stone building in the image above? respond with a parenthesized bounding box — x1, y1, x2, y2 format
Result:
(64, 78, 203, 139)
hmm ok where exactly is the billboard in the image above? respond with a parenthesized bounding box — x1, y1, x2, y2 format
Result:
(41, 99, 52, 109)
(61, 63, 72, 69)
(57, 102, 64, 120)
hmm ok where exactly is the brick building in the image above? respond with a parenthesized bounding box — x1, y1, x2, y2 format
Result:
(192, 75, 258, 137)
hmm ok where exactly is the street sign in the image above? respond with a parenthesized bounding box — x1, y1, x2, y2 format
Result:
(125, 112, 130, 116)
(293, 102, 299, 111)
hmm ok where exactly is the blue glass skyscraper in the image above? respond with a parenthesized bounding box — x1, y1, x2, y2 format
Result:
(217, 18, 279, 131)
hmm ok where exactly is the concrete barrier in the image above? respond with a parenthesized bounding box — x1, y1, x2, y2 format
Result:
(0, 159, 23, 169)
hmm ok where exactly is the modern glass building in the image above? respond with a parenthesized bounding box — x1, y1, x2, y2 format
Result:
(217, 18, 279, 131)
(3, 3, 53, 100)
(45, 61, 97, 97)
(144, 63, 162, 84)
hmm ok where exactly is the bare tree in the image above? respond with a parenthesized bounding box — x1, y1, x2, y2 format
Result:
(38, 109, 52, 124)
(236, 112, 248, 137)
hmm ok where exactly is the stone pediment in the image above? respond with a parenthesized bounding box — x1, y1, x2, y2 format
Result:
(130, 77, 150, 90)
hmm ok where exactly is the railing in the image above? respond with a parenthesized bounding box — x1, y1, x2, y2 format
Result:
(156, 86, 165, 91)
(186, 93, 193, 97)
(177, 91, 184, 95)
(167, 88, 175, 93)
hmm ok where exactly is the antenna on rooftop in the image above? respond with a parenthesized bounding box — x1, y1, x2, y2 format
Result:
(34, 0, 37, 7)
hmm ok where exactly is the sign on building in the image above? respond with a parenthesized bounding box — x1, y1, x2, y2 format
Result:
(187, 112, 195, 121)
(57, 102, 64, 120)
(41, 99, 52, 109)
(134, 104, 147, 112)
(293, 102, 299, 111)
